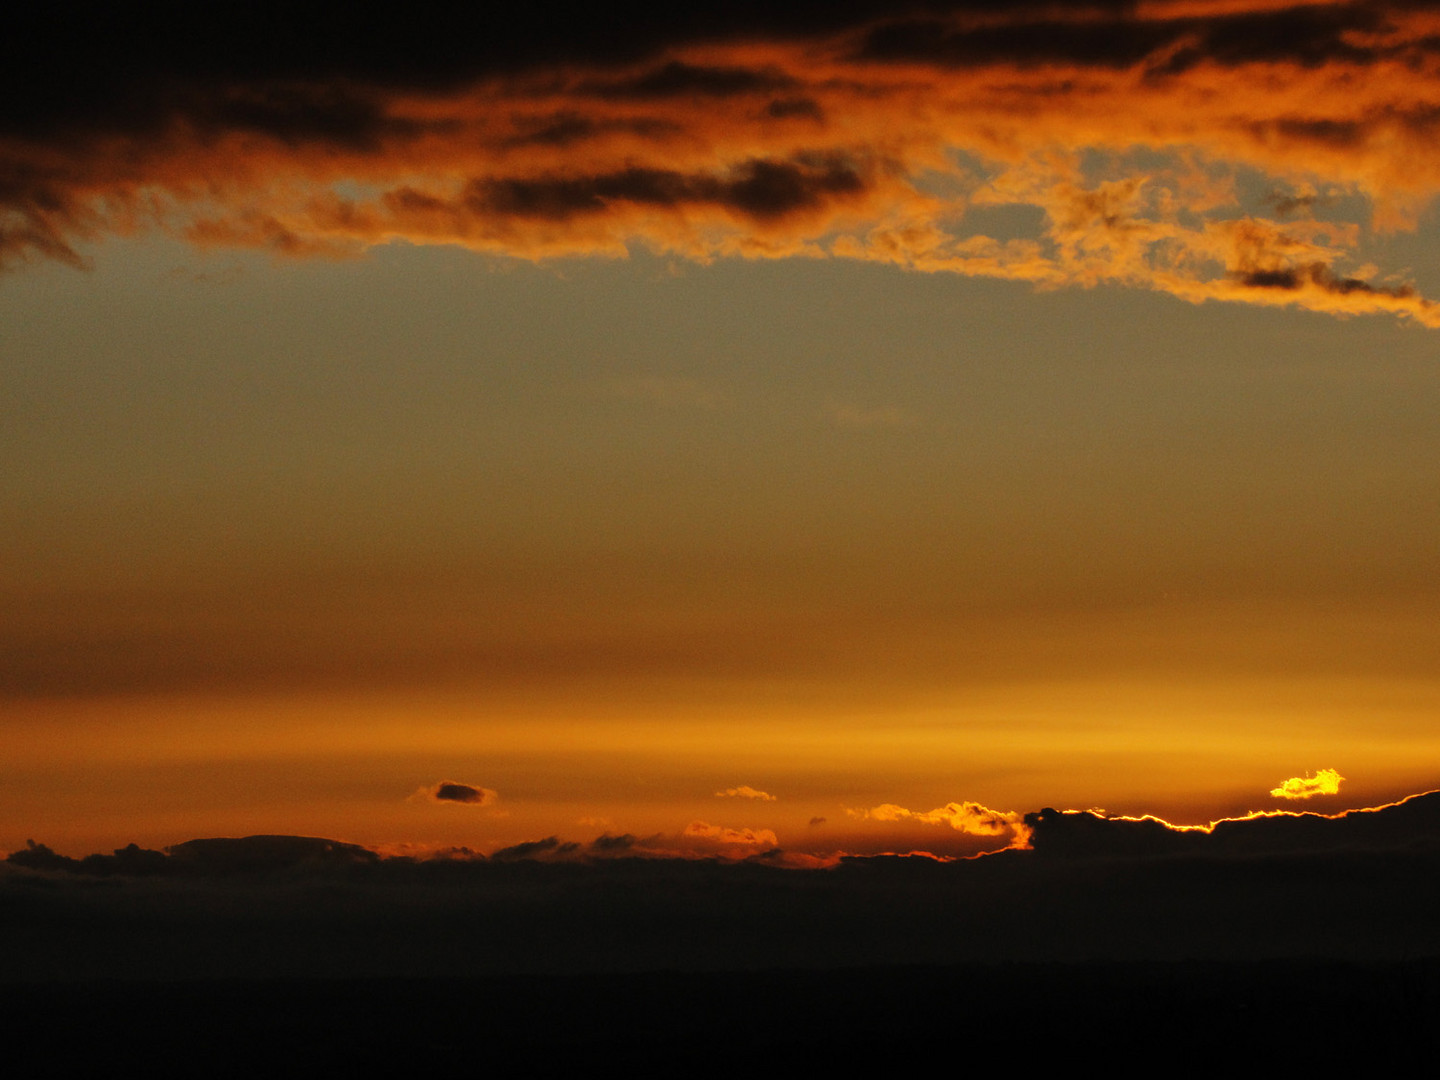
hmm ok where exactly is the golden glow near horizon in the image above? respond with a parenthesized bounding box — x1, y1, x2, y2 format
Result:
(5, 3, 1440, 857)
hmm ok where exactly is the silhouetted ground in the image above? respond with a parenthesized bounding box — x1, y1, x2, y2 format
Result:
(9, 796, 1440, 1071)
(6, 961, 1437, 1074)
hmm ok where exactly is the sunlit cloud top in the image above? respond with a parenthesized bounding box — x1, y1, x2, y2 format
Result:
(9, 1, 1440, 323)
(1270, 768, 1345, 799)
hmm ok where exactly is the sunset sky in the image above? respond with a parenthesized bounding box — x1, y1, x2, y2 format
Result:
(5, 0, 1440, 860)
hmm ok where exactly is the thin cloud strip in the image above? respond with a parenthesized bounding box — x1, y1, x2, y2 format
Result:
(9, 2, 1440, 322)
(715, 786, 776, 801)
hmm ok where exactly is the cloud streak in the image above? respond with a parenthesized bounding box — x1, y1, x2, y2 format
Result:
(8, 2, 1440, 322)
(715, 786, 776, 801)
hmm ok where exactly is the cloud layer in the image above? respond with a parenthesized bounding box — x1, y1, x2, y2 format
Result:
(9, 2, 1440, 322)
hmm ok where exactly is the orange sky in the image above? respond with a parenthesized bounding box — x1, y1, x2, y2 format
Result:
(4, 1, 1440, 857)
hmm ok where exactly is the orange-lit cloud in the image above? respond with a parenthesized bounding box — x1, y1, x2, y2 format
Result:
(682, 821, 780, 848)
(715, 786, 776, 801)
(850, 800, 1032, 849)
(11, 3, 1440, 323)
(1270, 768, 1345, 800)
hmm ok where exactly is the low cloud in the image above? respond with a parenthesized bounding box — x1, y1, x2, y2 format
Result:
(682, 821, 779, 848)
(715, 786, 776, 802)
(489, 836, 581, 861)
(588, 833, 640, 854)
(849, 800, 1032, 849)
(1271, 768, 1345, 800)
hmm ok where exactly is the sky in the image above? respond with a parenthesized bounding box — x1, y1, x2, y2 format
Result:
(5, 0, 1440, 861)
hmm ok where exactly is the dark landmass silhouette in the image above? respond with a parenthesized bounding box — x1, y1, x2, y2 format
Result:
(5, 790, 1440, 981)
(4, 963, 1437, 1073)
(6, 791, 1440, 1069)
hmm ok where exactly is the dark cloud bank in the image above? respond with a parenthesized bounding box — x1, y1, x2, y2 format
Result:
(9, 0, 1440, 327)
(6, 792, 1440, 1069)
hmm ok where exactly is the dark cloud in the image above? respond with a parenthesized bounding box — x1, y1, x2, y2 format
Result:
(417, 781, 498, 809)
(165, 835, 381, 873)
(489, 836, 582, 861)
(856, 3, 1391, 72)
(589, 61, 798, 100)
(1182, 4, 1385, 69)
(1233, 261, 1418, 299)
(6, 839, 172, 876)
(1265, 189, 1326, 218)
(3, 2, 1417, 150)
(503, 113, 679, 149)
(5, 839, 78, 873)
(1260, 117, 1366, 149)
(5, 1, 1440, 323)
(857, 16, 1183, 70)
(431, 781, 496, 806)
(588, 833, 639, 853)
(765, 98, 824, 121)
(0, 2, 979, 139)
(467, 154, 868, 224)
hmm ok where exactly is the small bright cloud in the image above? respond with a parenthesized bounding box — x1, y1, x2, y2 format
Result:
(715, 785, 776, 801)
(1270, 769, 1344, 800)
